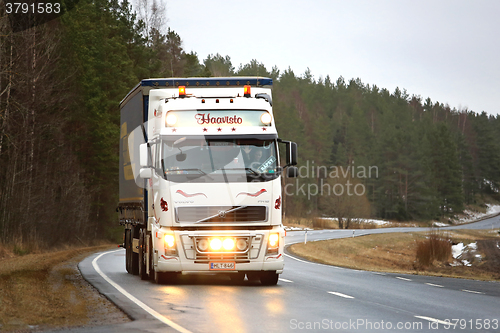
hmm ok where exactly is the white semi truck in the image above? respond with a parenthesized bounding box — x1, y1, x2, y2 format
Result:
(119, 77, 298, 285)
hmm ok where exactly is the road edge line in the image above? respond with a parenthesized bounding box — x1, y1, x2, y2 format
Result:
(92, 250, 192, 333)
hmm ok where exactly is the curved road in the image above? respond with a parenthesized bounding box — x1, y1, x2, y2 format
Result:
(76, 214, 500, 333)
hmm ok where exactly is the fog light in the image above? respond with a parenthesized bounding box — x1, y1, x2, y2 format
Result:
(236, 238, 247, 251)
(210, 238, 222, 251)
(198, 238, 209, 251)
(222, 238, 235, 250)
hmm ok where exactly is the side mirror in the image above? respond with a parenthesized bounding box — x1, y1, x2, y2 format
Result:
(287, 166, 298, 178)
(139, 143, 152, 179)
(139, 168, 152, 179)
(285, 141, 298, 166)
(139, 143, 150, 168)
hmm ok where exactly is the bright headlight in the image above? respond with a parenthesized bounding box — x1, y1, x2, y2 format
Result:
(164, 234, 175, 248)
(210, 238, 222, 251)
(269, 233, 279, 247)
(222, 238, 235, 251)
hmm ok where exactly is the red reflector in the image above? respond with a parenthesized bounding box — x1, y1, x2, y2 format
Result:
(179, 86, 186, 97)
(244, 85, 251, 97)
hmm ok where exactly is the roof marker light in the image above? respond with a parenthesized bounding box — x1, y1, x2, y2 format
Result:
(166, 112, 177, 126)
(260, 112, 272, 125)
(179, 86, 186, 98)
(244, 85, 251, 97)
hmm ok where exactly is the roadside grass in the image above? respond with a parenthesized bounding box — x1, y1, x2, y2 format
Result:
(288, 229, 500, 281)
(0, 244, 129, 332)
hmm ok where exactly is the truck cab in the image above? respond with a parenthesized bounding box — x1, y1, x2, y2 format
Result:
(119, 77, 297, 285)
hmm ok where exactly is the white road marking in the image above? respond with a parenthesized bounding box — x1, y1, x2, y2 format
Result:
(278, 278, 293, 283)
(425, 283, 444, 288)
(415, 316, 450, 326)
(396, 276, 412, 281)
(328, 291, 355, 299)
(92, 250, 192, 333)
(283, 253, 344, 269)
(461, 289, 484, 294)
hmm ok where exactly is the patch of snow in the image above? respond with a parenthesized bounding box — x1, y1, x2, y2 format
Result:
(486, 204, 500, 215)
(319, 217, 390, 225)
(452, 242, 481, 266)
(284, 226, 313, 231)
(452, 243, 465, 259)
(452, 204, 500, 224)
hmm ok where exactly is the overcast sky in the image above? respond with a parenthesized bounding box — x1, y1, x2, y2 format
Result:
(164, 0, 499, 116)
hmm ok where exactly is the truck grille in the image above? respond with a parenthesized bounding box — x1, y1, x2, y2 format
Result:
(176, 206, 267, 223)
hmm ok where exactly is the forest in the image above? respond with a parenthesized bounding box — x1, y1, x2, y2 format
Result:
(1, 0, 499, 247)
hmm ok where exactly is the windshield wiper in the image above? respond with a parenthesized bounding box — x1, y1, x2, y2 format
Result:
(164, 168, 206, 174)
(164, 168, 214, 180)
(221, 167, 260, 176)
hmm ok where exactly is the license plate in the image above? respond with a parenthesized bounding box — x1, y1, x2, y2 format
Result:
(209, 262, 235, 270)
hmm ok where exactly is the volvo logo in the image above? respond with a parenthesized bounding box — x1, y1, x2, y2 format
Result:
(218, 210, 226, 218)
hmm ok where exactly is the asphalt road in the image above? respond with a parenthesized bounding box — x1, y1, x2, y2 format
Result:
(75, 214, 500, 333)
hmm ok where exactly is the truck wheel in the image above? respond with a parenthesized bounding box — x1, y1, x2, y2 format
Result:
(130, 226, 139, 275)
(148, 234, 154, 279)
(125, 229, 131, 274)
(139, 229, 148, 280)
(154, 271, 177, 285)
(260, 272, 279, 286)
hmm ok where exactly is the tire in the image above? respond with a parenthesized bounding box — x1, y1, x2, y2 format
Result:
(260, 272, 279, 286)
(139, 229, 148, 280)
(148, 234, 155, 279)
(125, 229, 131, 274)
(130, 226, 139, 275)
(229, 272, 245, 284)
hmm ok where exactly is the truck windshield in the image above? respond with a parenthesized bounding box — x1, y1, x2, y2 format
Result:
(161, 136, 279, 183)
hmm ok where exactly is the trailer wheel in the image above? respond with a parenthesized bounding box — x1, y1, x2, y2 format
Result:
(260, 272, 279, 286)
(125, 229, 131, 274)
(139, 228, 148, 280)
(130, 226, 139, 275)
